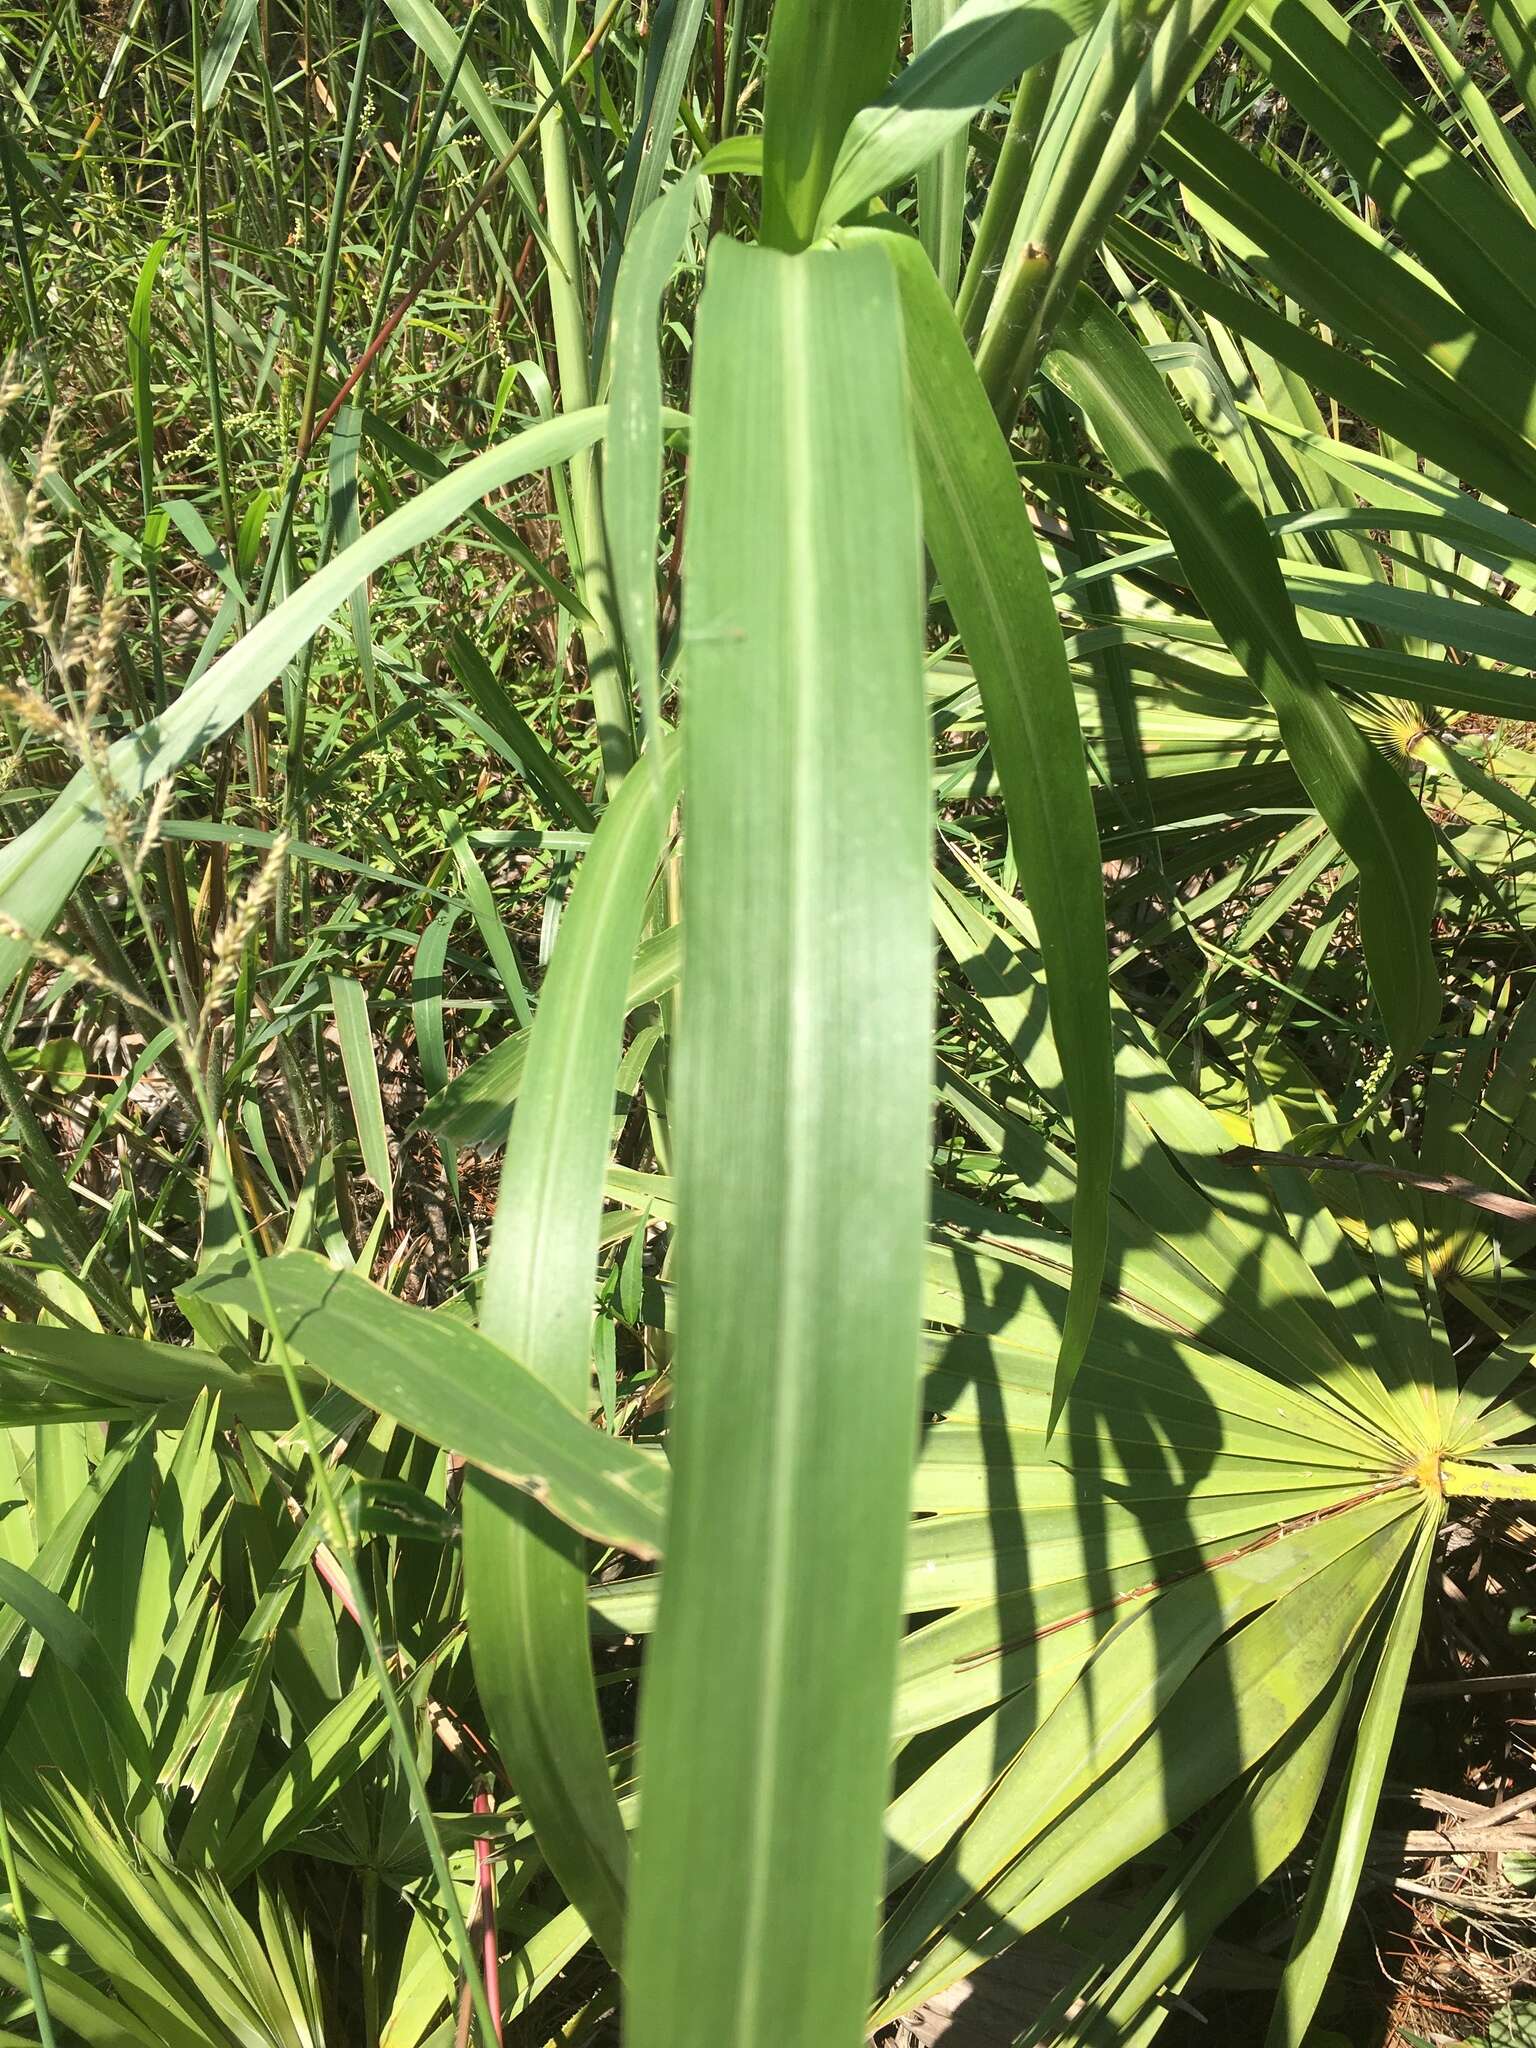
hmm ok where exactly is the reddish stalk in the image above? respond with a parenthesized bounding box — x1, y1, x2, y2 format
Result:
(473, 1780, 503, 2042)
(306, 0, 627, 455)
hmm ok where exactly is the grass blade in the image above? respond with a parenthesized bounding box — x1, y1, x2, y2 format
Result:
(463, 733, 681, 1963)
(195, 1254, 668, 1557)
(760, 0, 905, 249)
(625, 235, 931, 2048)
(817, 0, 1096, 237)
(200, 0, 259, 112)
(327, 975, 393, 1217)
(873, 225, 1112, 1422)
(0, 409, 608, 995)
(1046, 288, 1440, 1063)
(603, 172, 702, 753)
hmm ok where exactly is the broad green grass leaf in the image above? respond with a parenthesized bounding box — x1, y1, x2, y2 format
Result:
(193, 1255, 668, 1558)
(127, 238, 172, 507)
(0, 1324, 306, 1428)
(1046, 289, 1440, 1062)
(817, 0, 1097, 237)
(0, 409, 607, 995)
(760, 0, 905, 248)
(410, 905, 463, 1103)
(872, 225, 1113, 1423)
(464, 734, 680, 1965)
(327, 975, 393, 1215)
(625, 236, 931, 2048)
(199, 0, 258, 108)
(913, 0, 967, 296)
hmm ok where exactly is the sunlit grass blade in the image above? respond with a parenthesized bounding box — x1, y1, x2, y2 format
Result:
(463, 732, 680, 1964)
(195, 1253, 668, 1557)
(1047, 288, 1440, 1064)
(868, 224, 1112, 1424)
(626, 234, 931, 2048)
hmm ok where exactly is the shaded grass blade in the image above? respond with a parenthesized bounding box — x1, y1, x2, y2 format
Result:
(327, 974, 393, 1216)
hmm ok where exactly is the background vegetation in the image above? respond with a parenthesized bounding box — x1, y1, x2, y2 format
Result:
(2, 0, 1536, 2041)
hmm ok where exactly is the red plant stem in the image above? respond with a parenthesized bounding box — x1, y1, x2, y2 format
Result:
(473, 1782, 503, 2042)
(306, 0, 627, 454)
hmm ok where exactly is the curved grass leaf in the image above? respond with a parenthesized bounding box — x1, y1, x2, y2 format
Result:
(1046, 289, 1440, 1063)
(0, 408, 608, 995)
(193, 1254, 668, 1558)
(817, 0, 1097, 238)
(463, 733, 680, 1965)
(870, 224, 1113, 1424)
(603, 172, 703, 753)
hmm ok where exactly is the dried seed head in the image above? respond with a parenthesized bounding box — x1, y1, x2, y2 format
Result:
(134, 776, 175, 875)
(198, 832, 290, 1039)
(0, 679, 69, 740)
(0, 355, 32, 419)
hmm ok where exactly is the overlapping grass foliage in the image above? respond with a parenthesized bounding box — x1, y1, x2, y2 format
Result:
(2, 0, 1536, 2041)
